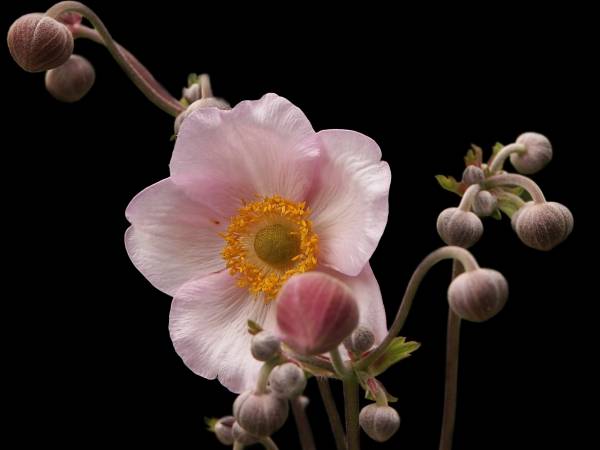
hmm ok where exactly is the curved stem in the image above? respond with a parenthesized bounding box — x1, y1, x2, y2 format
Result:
(356, 246, 479, 371)
(330, 347, 353, 380)
(233, 442, 245, 450)
(489, 143, 526, 173)
(259, 437, 279, 450)
(286, 352, 336, 376)
(439, 261, 463, 450)
(255, 359, 278, 394)
(344, 377, 360, 450)
(483, 174, 546, 203)
(317, 378, 346, 450)
(458, 184, 481, 212)
(46, 1, 184, 116)
(198, 73, 213, 98)
(291, 397, 316, 450)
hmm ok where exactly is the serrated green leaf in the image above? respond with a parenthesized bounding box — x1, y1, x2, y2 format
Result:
(490, 208, 502, 220)
(204, 417, 218, 432)
(492, 142, 505, 156)
(465, 144, 483, 166)
(435, 175, 460, 194)
(362, 378, 399, 403)
(369, 337, 420, 377)
(187, 72, 198, 86)
(247, 320, 263, 335)
(497, 194, 525, 219)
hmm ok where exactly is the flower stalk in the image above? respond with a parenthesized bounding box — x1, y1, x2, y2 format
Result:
(317, 378, 346, 450)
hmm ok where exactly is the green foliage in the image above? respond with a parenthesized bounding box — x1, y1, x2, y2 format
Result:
(247, 319, 263, 335)
(369, 337, 421, 377)
(435, 175, 462, 195)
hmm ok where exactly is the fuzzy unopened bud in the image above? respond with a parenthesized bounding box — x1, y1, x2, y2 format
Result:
(359, 404, 401, 442)
(7, 13, 74, 73)
(233, 390, 289, 437)
(269, 363, 306, 399)
(214, 416, 235, 445)
(174, 97, 231, 134)
(472, 191, 498, 217)
(448, 269, 508, 322)
(437, 208, 483, 248)
(276, 272, 359, 355)
(343, 326, 375, 353)
(231, 421, 259, 445)
(511, 201, 573, 251)
(462, 165, 485, 186)
(251, 331, 281, 362)
(45, 54, 95, 102)
(510, 132, 553, 174)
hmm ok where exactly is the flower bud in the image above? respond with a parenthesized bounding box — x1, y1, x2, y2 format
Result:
(436, 207, 483, 248)
(511, 201, 573, 251)
(174, 97, 231, 134)
(45, 54, 95, 103)
(359, 404, 401, 443)
(447, 269, 508, 322)
(214, 416, 235, 445)
(269, 363, 307, 399)
(343, 326, 375, 353)
(251, 331, 281, 361)
(231, 421, 259, 445)
(510, 132, 553, 174)
(462, 165, 485, 185)
(7, 13, 74, 73)
(472, 190, 498, 217)
(233, 390, 289, 437)
(276, 272, 359, 355)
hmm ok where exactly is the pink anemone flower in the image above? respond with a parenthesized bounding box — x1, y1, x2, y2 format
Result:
(125, 94, 391, 393)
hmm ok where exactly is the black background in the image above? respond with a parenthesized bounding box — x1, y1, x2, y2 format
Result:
(3, 1, 595, 449)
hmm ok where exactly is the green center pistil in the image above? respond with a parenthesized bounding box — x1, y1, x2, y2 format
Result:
(254, 224, 300, 267)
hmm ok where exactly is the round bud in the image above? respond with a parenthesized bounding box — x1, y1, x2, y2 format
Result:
(343, 326, 375, 353)
(359, 404, 401, 443)
(448, 269, 508, 322)
(174, 97, 231, 134)
(436, 207, 483, 248)
(511, 201, 573, 251)
(45, 54, 95, 103)
(472, 191, 498, 217)
(251, 331, 281, 361)
(462, 165, 485, 185)
(231, 421, 259, 445)
(510, 132, 553, 174)
(214, 416, 235, 445)
(233, 390, 289, 437)
(7, 13, 74, 73)
(269, 363, 307, 399)
(276, 272, 359, 355)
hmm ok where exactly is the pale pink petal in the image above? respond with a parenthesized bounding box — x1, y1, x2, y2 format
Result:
(170, 93, 320, 218)
(125, 179, 225, 296)
(309, 130, 391, 276)
(169, 271, 278, 393)
(324, 264, 388, 344)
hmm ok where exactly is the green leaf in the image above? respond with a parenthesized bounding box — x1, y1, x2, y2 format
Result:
(247, 320, 263, 335)
(204, 417, 218, 432)
(490, 208, 502, 220)
(497, 198, 521, 219)
(369, 337, 421, 377)
(187, 72, 198, 87)
(464, 144, 483, 166)
(492, 142, 504, 156)
(435, 175, 461, 195)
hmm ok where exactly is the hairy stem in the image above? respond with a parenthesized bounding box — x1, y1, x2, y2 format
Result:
(458, 184, 481, 212)
(439, 260, 463, 450)
(291, 397, 316, 450)
(344, 377, 360, 450)
(255, 359, 278, 394)
(317, 378, 346, 450)
(259, 437, 279, 450)
(483, 174, 546, 203)
(46, 1, 183, 116)
(489, 143, 526, 173)
(330, 347, 353, 380)
(356, 246, 479, 371)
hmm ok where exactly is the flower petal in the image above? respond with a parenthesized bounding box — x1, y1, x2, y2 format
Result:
(125, 178, 225, 296)
(170, 93, 320, 218)
(323, 264, 387, 344)
(309, 130, 391, 276)
(169, 271, 278, 393)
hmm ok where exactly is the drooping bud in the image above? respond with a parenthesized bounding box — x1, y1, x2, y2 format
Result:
(511, 201, 573, 251)
(251, 331, 281, 362)
(231, 421, 259, 445)
(214, 416, 235, 445)
(436, 207, 483, 248)
(174, 97, 231, 134)
(276, 272, 359, 355)
(472, 190, 498, 217)
(359, 404, 401, 443)
(269, 363, 307, 399)
(510, 132, 553, 174)
(233, 390, 289, 437)
(462, 165, 485, 185)
(45, 54, 95, 103)
(343, 326, 375, 353)
(7, 13, 74, 73)
(447, 269, 508, 322)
